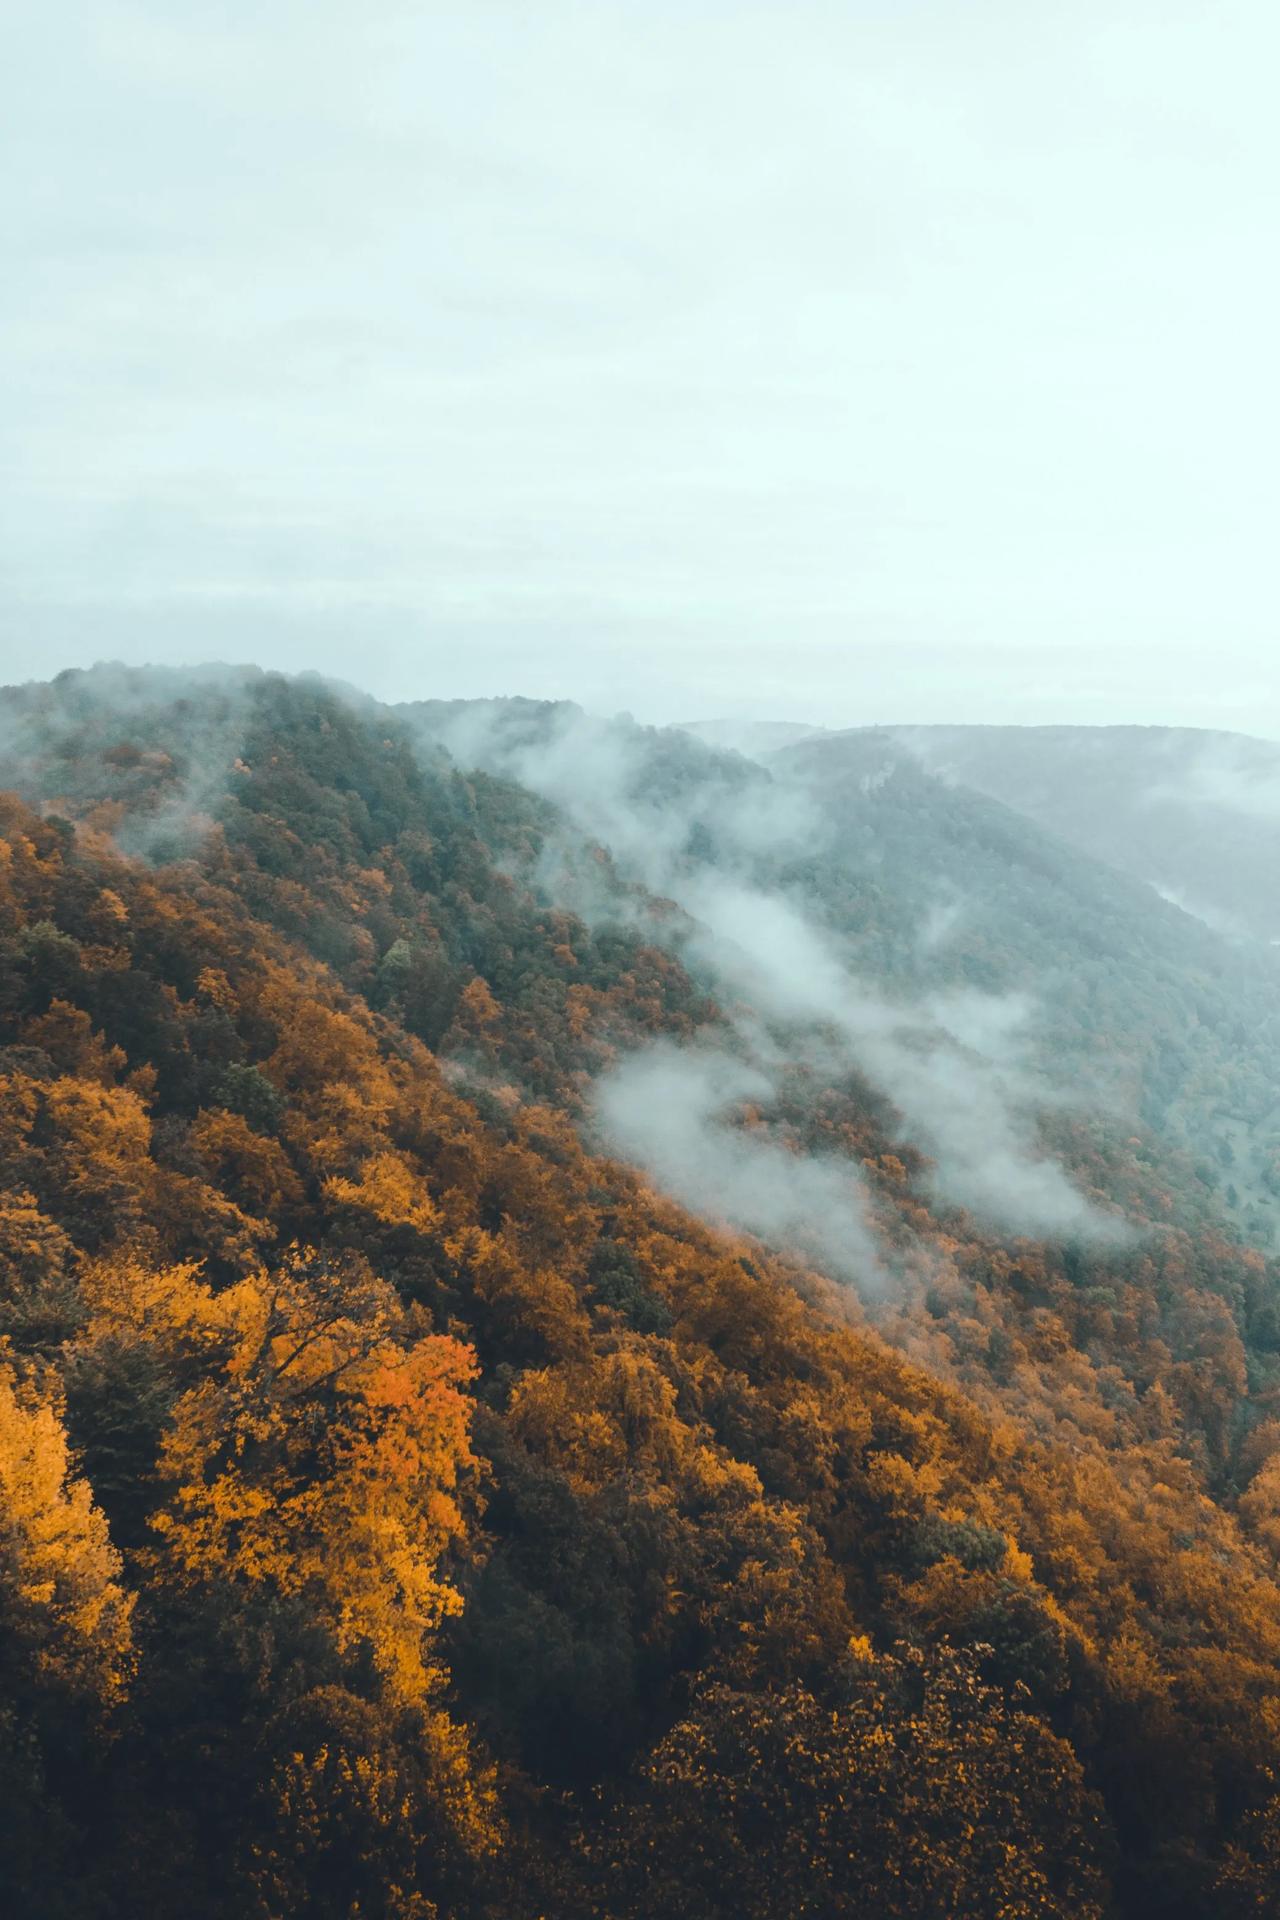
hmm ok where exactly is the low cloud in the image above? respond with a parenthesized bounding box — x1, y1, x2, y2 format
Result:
(0, 660, 263, 857)
(421, 699, 1126, 1260)
(594, 1042, 886, 1288)
(1147, 739, 1280, 825)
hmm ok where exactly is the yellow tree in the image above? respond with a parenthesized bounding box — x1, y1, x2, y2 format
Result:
(76, 1250, 500, 1897)
(136, 1253, 478, 1707)
(0, 1358, 134, 1708)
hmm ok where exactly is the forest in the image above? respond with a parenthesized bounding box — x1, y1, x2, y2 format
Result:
(5, 664, 1280, 1917)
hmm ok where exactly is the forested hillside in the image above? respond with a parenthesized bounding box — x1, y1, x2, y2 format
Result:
(775, 726, 1280, 1247)
(415, 696, 1280, 1253)
(684, 719, 1280, 946)
(5, 666, 1280, 1917)
(828, 722, 1280, 945)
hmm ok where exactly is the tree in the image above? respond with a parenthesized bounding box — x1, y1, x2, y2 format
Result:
(0, 1359, 134, 1710)
(566, 1646, 1110, 1920)
(0, 1359, 135, 1914)
(147, 1253, 478, 1709)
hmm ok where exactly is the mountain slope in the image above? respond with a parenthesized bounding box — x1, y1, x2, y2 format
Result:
(3, 666, 1280, 1916)
(856, 721, 1280, 944)
(757, 725, 1280, 1248)
(406, 695, 1280, 1255)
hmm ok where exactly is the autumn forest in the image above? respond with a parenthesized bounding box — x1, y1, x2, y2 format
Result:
(6, 664, 1280, 1920)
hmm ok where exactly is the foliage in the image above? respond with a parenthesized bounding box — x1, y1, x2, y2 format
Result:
(2, 669, 1280, 1914)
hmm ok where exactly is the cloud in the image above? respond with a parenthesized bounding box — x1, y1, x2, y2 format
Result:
(594, 1042, 886, 1288)
(9, 4, 1280, 731)
(423, 699, 1125, 1253)
(1147, 740, 1280, 825)
(0, 660, 263, 842)
(679, 879, 1122, 1242)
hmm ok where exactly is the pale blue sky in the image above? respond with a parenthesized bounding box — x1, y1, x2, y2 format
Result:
(4, 2, 1278, 729)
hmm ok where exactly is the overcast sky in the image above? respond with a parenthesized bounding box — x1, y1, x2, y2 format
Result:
(4, 1, 1278, 729)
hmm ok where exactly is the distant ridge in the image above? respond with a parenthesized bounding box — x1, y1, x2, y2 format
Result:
(793, 722, 1280, 944)
(676, 717, 827, 756)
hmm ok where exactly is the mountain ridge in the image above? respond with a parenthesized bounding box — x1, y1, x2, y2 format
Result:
(769, 720, 1280, 946)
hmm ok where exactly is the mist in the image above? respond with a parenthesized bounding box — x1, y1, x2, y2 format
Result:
(416, 697, 1126, 1258)
(0, 662, 276, 865)
(1147, 737, 1280, 825)
(595, 1043, 885, 1288)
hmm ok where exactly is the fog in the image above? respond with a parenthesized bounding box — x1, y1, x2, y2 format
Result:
(1148, 739, 1280, 825)
(595, 1044, 886, 1288)
(422, 698, 1126, 1262)
(0, 661, 270, 861)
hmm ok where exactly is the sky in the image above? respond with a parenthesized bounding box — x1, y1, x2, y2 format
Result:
(3, 1, 1279, 730)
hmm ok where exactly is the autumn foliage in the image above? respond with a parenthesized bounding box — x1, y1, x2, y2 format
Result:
(2, 673, 1280, 1916)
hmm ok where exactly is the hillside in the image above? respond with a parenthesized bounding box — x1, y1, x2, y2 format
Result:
(681, 718, 1280, 947)
(415, 697, 1280, 1255)
(773, 727, 1280, 1244)
(3, 666, 1280, 1916)
(816, 722, 1280, 946)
